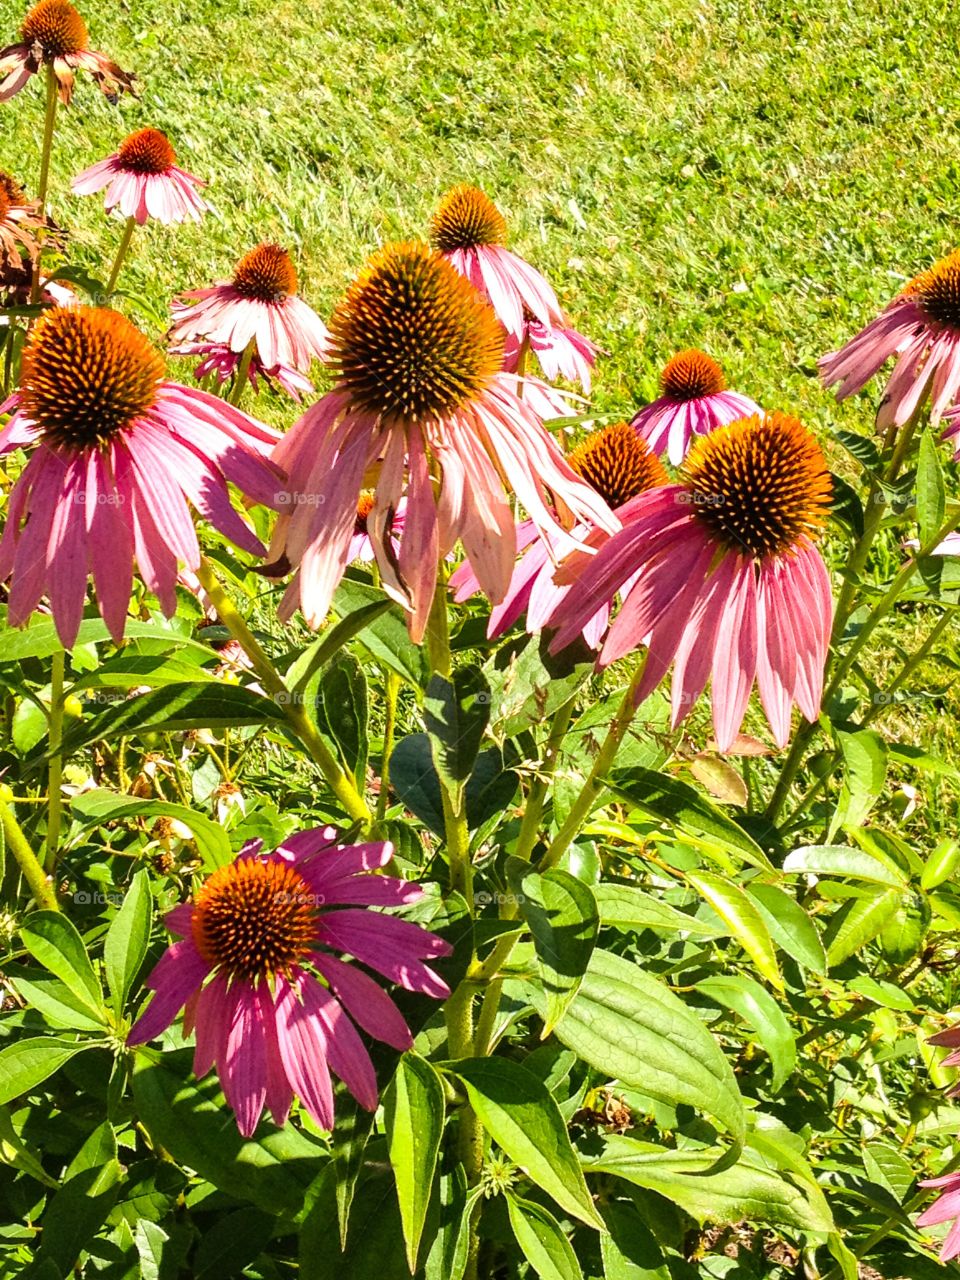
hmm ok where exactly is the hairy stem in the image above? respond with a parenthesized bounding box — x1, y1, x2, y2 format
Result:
(1, 793, 58, 910)
(30, 65, 59, 305)
(376, 670, 401, 824)
(44, 649, 65, 872)
(106, 216, 137, 294)
(513, 695, 577, 863)
(229, 338, 257, 408)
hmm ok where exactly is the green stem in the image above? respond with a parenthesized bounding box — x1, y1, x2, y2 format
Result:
(513, 695, 577, 864)
(540, 664, 646, 873)
(194, 558, 371, 826)
(229, 339, 257, 408)
(376, 670, 400, 823)
(1, 793, 58, 910)
(106, 216, 137, 295)
(30, 65, 59, 305)
(45, 649, 65, 872)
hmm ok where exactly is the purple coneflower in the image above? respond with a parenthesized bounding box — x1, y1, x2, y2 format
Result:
(0, 0, 134, 103)
(72, 128, 208, 226)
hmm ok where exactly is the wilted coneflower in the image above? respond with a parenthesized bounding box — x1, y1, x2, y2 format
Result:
(820, 249, 960, 431)
(168, 243, 330, 375)
(429, 185, 593, 357)
(128, 827, 451, 1137)
(547, 412, 834, 751)
(170, 340, 314, 403)
(0, 170, 44, 268)
(0, 0, 134, 103)
(630, 349, 762, 466)
(72, 128, 209, 226)
(451, 423, 667, 648)
(504, 316, 598, 393)
(267, 240, 617, 640)
(0, 307, 282, 647)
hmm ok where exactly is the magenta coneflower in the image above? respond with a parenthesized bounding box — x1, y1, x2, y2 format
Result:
(348, 491, 407, 563)
(939, 402, 960, 461)
(430, 185, 584, 343)
(630, 349, 762, 466)
(451, 424, 667, 648)
(548, 412, 834, 751)
(0, 307, 282, 647)
(128, 827, 451, 1137)
(168, 243, 329, 375)
(918, 1170, 960, 1262)
(170, 340, 314, 403)
(0, 0, 134, 103)
(0, 170, 44, 268)
(72, 128, 208, 226)
(820, 250, 960, 430)
(267, 240, 617, 641)
(504, 317, 598, 393)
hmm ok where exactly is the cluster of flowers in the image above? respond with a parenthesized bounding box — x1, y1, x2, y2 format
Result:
(6, 3, 960, 1243)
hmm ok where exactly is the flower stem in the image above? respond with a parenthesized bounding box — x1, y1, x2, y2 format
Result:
(375, 670, 400, 824)
(106, 216, 137, 295)
(30, 65, 59, 305)
(194, 557, 371, 827)
(1, 792, 58, 911)
(229, 339, 257, 408)
(540, 663, 646, 873)
(513, 694, 577, 864)
(45, 649, 65, 872)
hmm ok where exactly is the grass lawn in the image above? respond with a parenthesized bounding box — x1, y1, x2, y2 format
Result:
(1, 0, 959, 803)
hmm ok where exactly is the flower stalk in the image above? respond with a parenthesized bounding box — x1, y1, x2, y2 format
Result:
(105, 215, 137, 294)
(1, 791, 58, 911)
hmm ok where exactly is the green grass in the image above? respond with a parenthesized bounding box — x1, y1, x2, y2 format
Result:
(2, 0, 959, 811)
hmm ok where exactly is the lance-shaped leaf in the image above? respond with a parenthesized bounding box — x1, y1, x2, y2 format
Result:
(782, 843, 907, 888)
(917, 427, 946, 547)
(824, 888, 903, 966)
(607, 767, 773, 872)
(745, 883, 827, 973)
(0, 1038, 96, 1106)
(508, 860, 599, 1037)
(104, 869, 154, 1011)
(594, 883, 724, 937)
(449, 1057, 604, 1229)
(20, 911, 106, 1019)
(315, 654, 369, 788)
(696, 974, 796, 1092)
(829, 729, 888, 837)
(686, 871, 782, 989)
(528, 948, 745, 1148)
(71, 789, 232, 870)
(384, 1053, 446, 1271)
(425, 666, 491, 805)
(506, 1193, 583, 1280)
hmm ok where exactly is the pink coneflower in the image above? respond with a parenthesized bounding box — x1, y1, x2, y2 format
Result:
(630, 349, 762, 466)
(429, 185, 588, 346)
(547, 412, 834, 751)
(0, 0, 134, 103)
(169, 340, 314, 404)
(72, 128, 208, 226)
(0, 307, 282, 648)
(451, 424, 666, 647)
(940, 402, 960, 461)
(128, 827, 451, 1137)
(504, 316, 598, 393)
(0, 170, 44, 268)
(168, 243, 329, 375)
(918, 1170, 960, 1262)
(266, 240, 617, 641)
(348, 491, 407, 563)
(820, 249, 960, 431)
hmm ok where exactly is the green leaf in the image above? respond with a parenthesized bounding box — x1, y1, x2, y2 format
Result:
(71, 789, 232, 870)
(862, 1143, 915, 1203)
(71, 653, 217, 691)
(20, 911, 106, 1019)
(7, 971, 106, 1031)
(132, 1051, 328, 1217)
(193, 1208, 277, 1280)
(829, 729, 888, 837)
(424, 1167, 480, 1280)
(448, 1057, 604, 1229)
(921, 838, 960, 890)
(424, 666, 491, 803)
(391, 734, 517, 835)
(600, 1202, 669, 1280)
(0, 1104, 59, 1186)
(0, 615, 217, 665)
(509, 862, 599, 1036)
(782, 844, 907, 888)
(300, 1165, 411, 1280)
(104, 869, 154, 1010)
(506, 1194, 583, 1280)
(824, 888, 902, 965)
(316, 654, 369, 788)
(135, 1219, 170, 1280)
(288, 596, 394, 693)
(879, 890, 931, 965)
(607, 767, 773, 872)
(332, 578, 425, 687)
(594, 883, 724, 937)
(744, 883, 827, 973)
(384, 1053, 445, 1271)
(589, 1138, 834, 1233)
(0, 1037, 95, 1105)
(696, 975, 796, 1092)
(331, 1099, 376, 1249)
(687, 871, 782, 989)
(529, 949, 745, 1148)
(34, 1123, 121, 1274)
(917, 428, 946, 547)
(54, 682, 285, 757)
